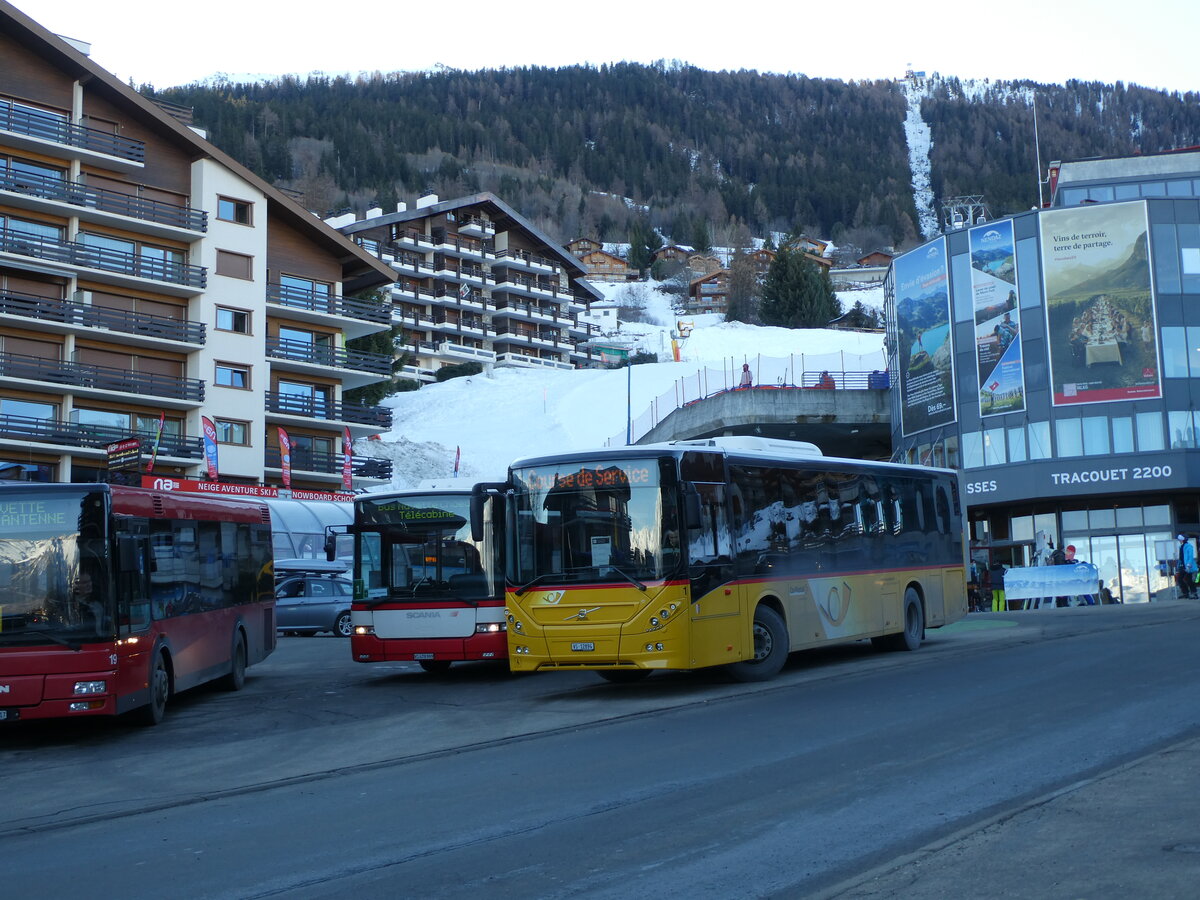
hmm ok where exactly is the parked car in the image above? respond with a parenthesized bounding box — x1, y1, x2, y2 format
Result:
(275, 573, 354, 637)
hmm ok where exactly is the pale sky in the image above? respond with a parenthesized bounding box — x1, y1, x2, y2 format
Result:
(10, 0, 1199, 94)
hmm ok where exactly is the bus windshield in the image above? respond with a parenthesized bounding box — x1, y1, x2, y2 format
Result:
(356, 494, 500, 603)
(0, 489, 111, 645)
(510, 457, 680, 586)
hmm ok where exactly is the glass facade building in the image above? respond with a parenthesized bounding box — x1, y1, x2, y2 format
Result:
(886, 150, 1200, 604)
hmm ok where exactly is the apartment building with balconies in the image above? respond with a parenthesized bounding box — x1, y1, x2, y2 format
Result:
(337, 193, 604, 380)
(0, 2, 396, 490)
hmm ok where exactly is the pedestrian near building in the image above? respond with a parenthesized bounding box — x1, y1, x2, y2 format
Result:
(990, 561, 1006, 611)
(1177, 534, 1198, 599)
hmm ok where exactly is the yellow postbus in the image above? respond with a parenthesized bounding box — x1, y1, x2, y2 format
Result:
(490, 437, 966, 682)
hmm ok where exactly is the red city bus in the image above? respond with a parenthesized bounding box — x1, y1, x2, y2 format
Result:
(0, 483, 275, 725)
(349, 487, 505, 672)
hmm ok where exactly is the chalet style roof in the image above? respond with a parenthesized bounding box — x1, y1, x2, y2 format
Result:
(581, 248, 628, 264)
(0, 0, 394, 293)
(340, 192, 604, 303)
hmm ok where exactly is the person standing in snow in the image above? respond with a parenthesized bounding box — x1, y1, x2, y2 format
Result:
(739, 363, 752, 389)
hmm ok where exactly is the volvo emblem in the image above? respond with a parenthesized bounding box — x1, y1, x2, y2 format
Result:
(567, 607, 601, 621)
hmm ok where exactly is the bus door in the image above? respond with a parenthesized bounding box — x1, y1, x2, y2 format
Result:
(686, 482, 743, 664)
(113, 526, 153, 708)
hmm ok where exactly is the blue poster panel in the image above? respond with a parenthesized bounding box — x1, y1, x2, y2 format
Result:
(1039, 201, 1160, 406)
(970, 219, 1026, 416)
(894, 238, 956, 437)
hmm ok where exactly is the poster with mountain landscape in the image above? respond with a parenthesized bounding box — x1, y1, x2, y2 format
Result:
(894, 238, 956, 437)
(1039, 201, 1160, 406)
(970, 219, 1026, 416)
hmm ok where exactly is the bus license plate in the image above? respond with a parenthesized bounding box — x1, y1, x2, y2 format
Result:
(571, 642, 595, 652)
(413, 653, 434, 660)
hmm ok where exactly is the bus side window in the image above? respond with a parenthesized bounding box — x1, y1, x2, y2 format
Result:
(935, 485, 951, 536)
(116, 532, 151, 634)
(689, 484, 730, 564)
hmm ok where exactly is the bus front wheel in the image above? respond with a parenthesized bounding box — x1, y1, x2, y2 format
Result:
(136, 652, 170, 726)
(728, 605, 789, 682)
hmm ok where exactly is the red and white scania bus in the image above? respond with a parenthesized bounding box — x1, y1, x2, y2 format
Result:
(0, 483, 275, 725)
(349, 485, 505, 672)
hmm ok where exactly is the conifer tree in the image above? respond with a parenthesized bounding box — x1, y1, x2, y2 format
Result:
(725, 252, 758, 324)
(759, 247, 839, 328)
(626, 218, 663, 275)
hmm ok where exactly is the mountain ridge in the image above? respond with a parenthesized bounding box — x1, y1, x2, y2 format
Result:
(151, 65, 1200, 252)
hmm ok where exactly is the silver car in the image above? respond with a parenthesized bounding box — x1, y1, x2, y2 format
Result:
(276, 574, 354, 637)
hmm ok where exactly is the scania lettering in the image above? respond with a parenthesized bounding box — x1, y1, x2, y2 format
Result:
(496, 437, 966, 683)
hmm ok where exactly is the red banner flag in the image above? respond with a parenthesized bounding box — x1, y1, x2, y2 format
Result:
(453, 445, 461, 478)
(278, 426, 292, 489)
(342, 426, 353, 491)
(201, 416, 219, 480)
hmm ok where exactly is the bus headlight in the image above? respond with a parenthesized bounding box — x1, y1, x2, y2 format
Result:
(354, 625, 375, 635)
(644, 643, 665, 652)
(475, 622, 506, 634)
(513, 620, 524, 633)
(649, 617, 660, 628)
(73, 681, 106, 695)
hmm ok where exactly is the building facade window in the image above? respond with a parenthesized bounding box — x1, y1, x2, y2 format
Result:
(1056, 418, 1083, 457)
(0, 156, 66, 191)
(1168, 410, 1197, 448)
(214, 419, 250, 445)
(1136, 412, 1164, 451)
(1112, 416, 1134, 454)
(0, 397, 56, 421)
(1, 214, 62, 242)
(215, 249, 253, 280)
(1082, 416, 1110, 456)
(216, 306, 250, 333)
(216, 196, 252, 225)
(0, 459, 54, 481)
(215, 363, 250, 389)
(279, 273, 332, 299)
(1008, 427, 1027, 463)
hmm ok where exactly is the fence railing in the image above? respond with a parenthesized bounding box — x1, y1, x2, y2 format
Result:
(605, 350, 887, 446)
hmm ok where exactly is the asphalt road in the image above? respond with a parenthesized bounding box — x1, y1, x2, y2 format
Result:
(4, 602, 1200, 898)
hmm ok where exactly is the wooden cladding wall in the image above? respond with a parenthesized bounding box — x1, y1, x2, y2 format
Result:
(267, 214, 341, 285)
(0, 31, 73, 112)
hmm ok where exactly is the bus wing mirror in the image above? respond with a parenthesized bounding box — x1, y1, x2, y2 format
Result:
(470, 482, 508, 542)
(323, 524, 348, 562)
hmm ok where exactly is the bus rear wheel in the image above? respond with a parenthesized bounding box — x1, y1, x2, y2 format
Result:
(876, 588, 925, 652)
(220, 632, 247, 691)
(728, 605, 789, 682)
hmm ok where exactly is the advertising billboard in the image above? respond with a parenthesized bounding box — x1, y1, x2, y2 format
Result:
(970, 219, 1026, 416)
(893, 238, 956, 436)
(1040, 201, 1160, 406)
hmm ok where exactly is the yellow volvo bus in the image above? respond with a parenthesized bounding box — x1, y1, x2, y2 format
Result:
(490, 437, 966, 682)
